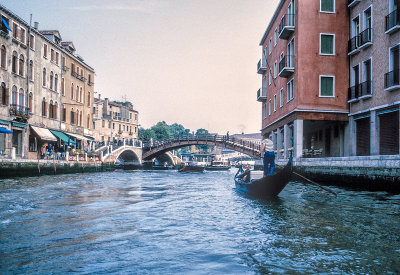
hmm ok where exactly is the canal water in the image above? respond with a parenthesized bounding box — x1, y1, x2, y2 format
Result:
(1, 170, 399, 274)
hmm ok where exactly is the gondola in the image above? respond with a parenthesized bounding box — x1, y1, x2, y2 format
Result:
(234, 157, 293, 198)
(178, 164, 205, 172)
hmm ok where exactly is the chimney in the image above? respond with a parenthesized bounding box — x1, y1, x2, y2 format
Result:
(34, 22, 39, 30)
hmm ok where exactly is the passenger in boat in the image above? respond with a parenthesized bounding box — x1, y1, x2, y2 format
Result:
(238, 164, 251, 182)
(257, 137, 274, 176)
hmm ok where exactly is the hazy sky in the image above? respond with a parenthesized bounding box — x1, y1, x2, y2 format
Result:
(2, 0, 279, 134)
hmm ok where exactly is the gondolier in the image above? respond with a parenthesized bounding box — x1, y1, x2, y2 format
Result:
(257, 137, 274, 176)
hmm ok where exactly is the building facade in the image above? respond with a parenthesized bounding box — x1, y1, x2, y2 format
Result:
(348, 0, 400, 156)
(258, 0, 349, 159)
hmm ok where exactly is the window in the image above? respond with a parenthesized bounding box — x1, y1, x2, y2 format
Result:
(274, 94, 277, 111)
(274, 61, 277, 78)
(79, 87, 82, 102)
(320, 0, 334, 13)
(28, 93, 32, 113)
(42, 68, 46, 86)
(61, 78, 65, 96)
(29, 60, 33, 80)
(274, 28, 277, 46)
(19, 28, 25, 44)
(320, 34, 335, 55)
(76, 85, 79, 101)
(18, 55, 24, 76)
(18, 88, 24, 107)
(88, 92, 91, 106)
(50, 72, 54, 90)
(62, 105, 66, 122)
(49, 100, 54, 119)
(1, 45, 6, 69)
(262, 103, 267, 119)
(1, 82, 7, 106)
(269, 69, 272, 85)
(268, 100, 271, 116)
(29, 34, 34, 49)
(70, 109, 75, 124)
(287, 79, 294, 101)
(12, 23, 18, 39)
(42, 98, 47, 117)
(319, 75, 335, 97)
(51, 49, 54, 61)
(54, 74, 58, 92)
(43, 44, 47, 58)
(12, 51, 17, 74)
(269, 38, 272, 54)
(280, 88, 284, 107)
(11, 86, 17, 105)
(56, 52, 59, 65)
(87, 115, 90, 129)
(71, 83, 74, 100)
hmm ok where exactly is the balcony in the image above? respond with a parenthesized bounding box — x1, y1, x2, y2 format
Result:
(278, 14, 295, 40)
(257, 58, 267, 74)
(385, 10, 400, 34)
(62, 65, 69, 72)
(278, 55, 294, 78)
(348, 35, 360, 55)
(348, 0, 360, 8)
(9, 104, 30, 122)
(359, 28, 372, 49)
(348, 81, 372, 101)
(257, 88, 267, 102)
(71, 71, 86, 82)
(88, 81, 94, 86)
(384, 70, 400, 91)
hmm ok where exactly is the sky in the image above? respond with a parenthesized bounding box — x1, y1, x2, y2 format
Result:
(1, 0, 279, 134)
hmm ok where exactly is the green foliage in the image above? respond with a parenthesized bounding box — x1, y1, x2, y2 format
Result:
(112, 101, 133, 107)
(138, 127, 156, 142)
(151, 121, 172, 140)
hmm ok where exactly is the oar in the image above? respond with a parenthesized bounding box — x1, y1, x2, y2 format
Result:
(275, 163, 337, 196)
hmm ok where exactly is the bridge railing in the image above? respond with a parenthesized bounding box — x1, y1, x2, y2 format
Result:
(142, 134, 263, 154)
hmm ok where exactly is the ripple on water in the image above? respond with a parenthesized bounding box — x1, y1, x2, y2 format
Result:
(0, 170, 400, 274)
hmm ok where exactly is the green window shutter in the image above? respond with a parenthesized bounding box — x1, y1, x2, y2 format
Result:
(321, 35, 334, 54)
(321, 0, 334, 12)
(321, 77, 333, 96)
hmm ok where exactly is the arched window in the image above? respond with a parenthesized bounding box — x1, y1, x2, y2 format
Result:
(12, 51, 17, 74)
(50, 71, 54, 90)
(11, 86, 17, 105)
(87, 92, 90, 106)
(42, 98, 47, 117)
(76, 85, 79, 101)
(87, 114, 90, 129)
(42, 68, 46, 86)
(29, 60, 33, 80)
(80, 68, 83, 77)
(1, 82, 7, 105)
(19, 54, 24, 76)
(80, 111, 83, 126)
(62, 104, 66, 122)
(18, 88, 24, 107)
(79, 87, 82, 102)
(1, 45, 6, 69)
(54, 74, 58, 92)
(70, 108, 75, 124)
(28, 92, 33, 113)
(76, 110, 80, 125)
(49, 100, 53, 119)
(71, 83, 74, 100)
(53, 101, 58, 119)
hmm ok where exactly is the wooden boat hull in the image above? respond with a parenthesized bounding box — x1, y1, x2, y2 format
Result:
(234, 158, 292, 198)
(178, 165, 205, 172)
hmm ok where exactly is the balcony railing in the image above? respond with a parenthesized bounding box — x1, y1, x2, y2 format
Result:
(71, 71, 86, 82)
(257, 58, 267, 74)
(62, 65, 69, 72)
(278, 55, 294, 78)
(279, 14, 295, 40)
(348, 0, 360, 8)
(257, 88, 267, 102)
(348, 81, 372, 101)
(348, 35, 359, 54)
(359, 28, 372, 48)
(386, 10, 400, 34)
(384, 70, 400, 91)
(9, 104, 30, 116)
(88, 81, 94, 86)
(102, 114, 112, 120)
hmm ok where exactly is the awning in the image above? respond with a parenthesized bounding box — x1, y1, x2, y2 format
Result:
(84, 135, 95, 141)
(0, 127, 13, 134)
(66, 132, 91, 141)
(50, 130, 76, 146)
(30, 126, 57, 142)
(0, 119, 10, 126)
(12, 122, 27, 128)
(2, 18, 12, 32)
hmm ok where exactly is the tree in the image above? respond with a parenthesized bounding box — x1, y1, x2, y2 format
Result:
(195, 128, 213, 153)
(151, 121, 171, 141)
(138, 127, 155, 142)
(170, 123, 191, 139)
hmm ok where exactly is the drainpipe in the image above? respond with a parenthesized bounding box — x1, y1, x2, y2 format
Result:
(26, 14, 32, 117)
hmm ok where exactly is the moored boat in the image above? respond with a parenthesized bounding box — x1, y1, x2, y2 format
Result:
(178, 163, 205, 172)
(205, 160, 231, 171)
(234, 157, 292, 197)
